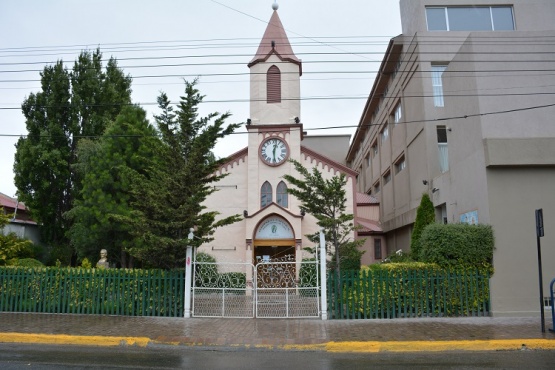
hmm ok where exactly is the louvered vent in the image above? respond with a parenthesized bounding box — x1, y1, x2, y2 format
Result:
(267, 65, 281, 103)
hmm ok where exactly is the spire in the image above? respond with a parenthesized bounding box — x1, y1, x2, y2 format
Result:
(248, 7, 301, 73)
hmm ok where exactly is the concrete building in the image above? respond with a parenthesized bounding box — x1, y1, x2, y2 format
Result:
(347, 0, 555, 316)
(201, 7, 384, 273)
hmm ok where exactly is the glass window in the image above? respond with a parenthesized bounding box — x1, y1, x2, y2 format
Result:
(261, 181, 272, 207)
(394, 103, 402, 124)
(395, 156, 406, 174)
(374, 239, 382, 260)
(276, 181, 288, 208)
(492, 7, 515, 31)
(373, 181, 380, 194)
(426, 8, 447, 31)
(431, 65, 448, 107)
(383, 170, 391, 185)
(380, 125, 389, 143)
(448, 7, 491, 31)
(426, 6, 514, 31)
(437, 126, 449, 173)
(371, 141, 378, 157)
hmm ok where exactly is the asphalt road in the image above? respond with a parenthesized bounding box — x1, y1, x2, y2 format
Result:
(1, 343, 555, 369)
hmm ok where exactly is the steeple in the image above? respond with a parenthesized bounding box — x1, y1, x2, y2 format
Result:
(248, 3, 301, 126)
(248, 7, 302, 75)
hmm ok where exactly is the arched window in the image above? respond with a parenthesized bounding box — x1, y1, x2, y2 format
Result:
(276, 181, 288, 208)
(267, 65, 281, 103)
(261, 181, 272, 208)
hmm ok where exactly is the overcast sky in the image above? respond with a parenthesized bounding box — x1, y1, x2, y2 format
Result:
(0, 0, 402, 198)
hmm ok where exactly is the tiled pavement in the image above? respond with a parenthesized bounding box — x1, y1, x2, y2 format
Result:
(0, 312, 553, 349)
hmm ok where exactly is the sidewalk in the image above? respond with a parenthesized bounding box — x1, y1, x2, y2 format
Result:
(0, 312, 553, 352)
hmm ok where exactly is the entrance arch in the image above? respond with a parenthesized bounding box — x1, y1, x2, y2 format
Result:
(253, 216, 296, 264)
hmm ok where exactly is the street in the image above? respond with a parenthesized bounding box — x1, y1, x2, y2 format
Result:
(0, 343, 554, 369)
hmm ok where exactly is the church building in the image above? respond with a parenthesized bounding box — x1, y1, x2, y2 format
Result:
(201, 5, 383, 269)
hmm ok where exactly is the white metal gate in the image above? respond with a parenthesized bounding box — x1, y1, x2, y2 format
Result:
(192, 258, 320, 318)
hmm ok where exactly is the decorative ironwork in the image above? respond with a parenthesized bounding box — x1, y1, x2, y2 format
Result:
(256, 254, 296, 289)
(191, 257, 320, 319)
(192, 262, 254, 318)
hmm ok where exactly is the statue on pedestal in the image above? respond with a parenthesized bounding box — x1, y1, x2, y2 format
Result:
(96, 249, 110, 269)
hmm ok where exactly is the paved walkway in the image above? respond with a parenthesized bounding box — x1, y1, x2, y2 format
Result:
(0, 313, 554, 352)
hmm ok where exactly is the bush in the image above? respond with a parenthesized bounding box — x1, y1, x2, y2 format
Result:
(330, 242, 364, 272)
(419, 223, 494, 269)
(7, 258, 44, 267)
(332, 262, 492, 318)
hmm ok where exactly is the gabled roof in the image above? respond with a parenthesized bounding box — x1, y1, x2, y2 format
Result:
(0, 192, 26, 211)
(248, 10, 302, 73)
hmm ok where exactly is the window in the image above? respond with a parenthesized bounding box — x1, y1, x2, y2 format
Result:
(431, 64, 447, 107)
(426, 6, 514, 31)
(371, 141, 378, 157)
(267, 65, 281, 103)
(380, 125, 389, 143)
(366, 154, 371, 167)
(374, 239, 382, 260)
(261, 181, 272, 207)
(395, 155, 406, 174)
(437, 126, 449, 173)
(393, 102, 402, 125)
(383, 169, 391, 185)
(276, 181, 288, 208)
(373, 181, 380, 194)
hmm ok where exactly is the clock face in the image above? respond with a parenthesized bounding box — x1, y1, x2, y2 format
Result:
(260, 137, 288, 166)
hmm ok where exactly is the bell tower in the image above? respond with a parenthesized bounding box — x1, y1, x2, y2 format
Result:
(248, 2, 302, 125)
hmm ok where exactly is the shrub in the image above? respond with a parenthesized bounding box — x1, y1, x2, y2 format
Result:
(419, 223, 494, 270)
(7, 258, 44, 267)
(340, 243, 363, 271)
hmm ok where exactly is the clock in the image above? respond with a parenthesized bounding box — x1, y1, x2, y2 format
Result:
(260, 137, 289, 166)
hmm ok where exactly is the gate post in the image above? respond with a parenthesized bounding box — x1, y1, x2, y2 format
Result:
(320, 228, 328, 320)
(184, 228, 194, 318)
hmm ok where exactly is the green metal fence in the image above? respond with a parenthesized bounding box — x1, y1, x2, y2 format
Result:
(327, 269, 490, 319)
(1, 266, 490, 320)
(0, 267, 184, 317)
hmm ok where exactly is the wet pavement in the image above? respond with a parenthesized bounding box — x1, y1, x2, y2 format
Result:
(0, 313, 553, 350)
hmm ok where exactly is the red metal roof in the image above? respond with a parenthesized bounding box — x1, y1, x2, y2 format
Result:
(356, 217, 383, 233)
(0, 192, 26, 211)
(356, 192, 379, 205)
(248, 10, 302, 73)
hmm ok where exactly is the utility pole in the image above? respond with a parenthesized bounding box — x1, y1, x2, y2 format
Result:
(320, 228, 327, 320)
(535, 209, 545, 333)
(184, 228, 194, 318)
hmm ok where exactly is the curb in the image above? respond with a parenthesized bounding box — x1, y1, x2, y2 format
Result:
(1, 333, 554, 352)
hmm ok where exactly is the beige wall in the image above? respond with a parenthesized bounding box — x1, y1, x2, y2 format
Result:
(400, 0, 555, 35)
(301, 135, 350, 165)
(487, 167, 555, 316)
(249, 55, 300, 125)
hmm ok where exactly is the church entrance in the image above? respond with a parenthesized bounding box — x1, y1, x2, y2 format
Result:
(190, 216, 321, 318)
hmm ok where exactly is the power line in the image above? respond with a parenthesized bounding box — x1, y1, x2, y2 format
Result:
(1, 101, 553, 139)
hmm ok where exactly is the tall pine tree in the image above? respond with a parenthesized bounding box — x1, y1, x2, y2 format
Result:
(14, 49, 131, 265)
(66, 105, 158, 267)
(123, 80, 242, 269)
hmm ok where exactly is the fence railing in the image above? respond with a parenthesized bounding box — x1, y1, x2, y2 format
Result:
(1, 266, 490, 319)
(0, 267, 184, 317)
(327, 269, 490, 319)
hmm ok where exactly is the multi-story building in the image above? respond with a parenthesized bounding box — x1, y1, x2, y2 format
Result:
(347, 0, 555, 316)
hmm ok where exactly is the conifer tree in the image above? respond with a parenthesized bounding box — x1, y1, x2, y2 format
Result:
(123, 80, 242, 269)
(410, 193, 436, 259)
(66, 105, 158, 267)
(14, 49, 131, 264)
